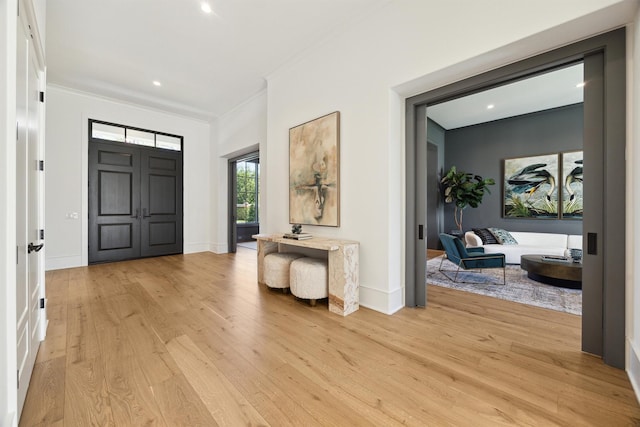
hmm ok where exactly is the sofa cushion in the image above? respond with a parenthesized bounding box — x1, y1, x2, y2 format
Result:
(482, 244, 566, 264)
(510, 232, 568, 248)
(567, 235, 582, 249)
(472, 228, 499, 244)
(488, 228, 518, 245)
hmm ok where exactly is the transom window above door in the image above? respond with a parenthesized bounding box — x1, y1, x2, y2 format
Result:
(89, 119, 183, 151)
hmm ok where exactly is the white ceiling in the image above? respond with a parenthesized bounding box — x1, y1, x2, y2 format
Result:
(46, 0, 390, 120)
(427, 63, 584, 130)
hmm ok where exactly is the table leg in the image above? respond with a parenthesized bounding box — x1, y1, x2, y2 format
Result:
(257, 240, 278, 285)
(328, 243, 359, 316)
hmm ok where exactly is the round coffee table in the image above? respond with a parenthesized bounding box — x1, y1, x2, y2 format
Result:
(520, 254, 582, 289)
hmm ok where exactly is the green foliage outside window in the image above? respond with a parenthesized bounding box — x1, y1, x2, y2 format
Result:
(236, 161, 259, 223)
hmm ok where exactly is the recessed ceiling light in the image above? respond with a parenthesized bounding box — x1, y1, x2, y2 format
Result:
(153, 80, 162, 87)
(487, 104, 495, 110)
(201, 2, 212, 13)
(576, 82, 586, 88)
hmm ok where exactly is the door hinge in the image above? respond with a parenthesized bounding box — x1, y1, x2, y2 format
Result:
(17, 370, 19, 389)
(39, 160, 44, 171)
(40, 298, 45, 309)
(39, 91, 45, 103)
(16, 246, 19, 264)
(40, 229, 45, 239)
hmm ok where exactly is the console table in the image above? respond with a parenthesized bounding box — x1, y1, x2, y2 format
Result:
(253, 234, 360, 316)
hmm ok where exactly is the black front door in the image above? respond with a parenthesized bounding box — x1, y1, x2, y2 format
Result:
(140, 149, 183, 257)
(89, 141, 183, 263)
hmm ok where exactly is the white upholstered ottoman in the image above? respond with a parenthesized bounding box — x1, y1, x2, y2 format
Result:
(289, 257, 328, 306)
(264, 252, 305, 292)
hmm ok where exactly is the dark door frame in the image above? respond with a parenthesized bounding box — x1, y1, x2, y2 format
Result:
(228, 151, 260, 253)
(405, 29, 626, 368)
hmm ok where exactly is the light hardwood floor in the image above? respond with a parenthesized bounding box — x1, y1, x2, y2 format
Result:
(20, 248, 640, 426)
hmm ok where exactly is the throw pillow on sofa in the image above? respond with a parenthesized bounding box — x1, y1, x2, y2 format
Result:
(472, 228, 499, 244)
(488, 228, 518, 245)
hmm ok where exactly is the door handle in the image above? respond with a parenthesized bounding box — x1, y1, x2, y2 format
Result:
(142, 208, 151, 218)
(28, 242, 44, 253)
(131, 208, 140, 219)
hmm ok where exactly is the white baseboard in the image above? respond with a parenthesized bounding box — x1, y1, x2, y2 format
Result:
(359, 284, 404, 315)
(4, 411, 16, 427)
(45, 255, 83, 270)
(628, 339, 640, 405)
(208, 242, 228, 254)
(184, 243, 211, 254)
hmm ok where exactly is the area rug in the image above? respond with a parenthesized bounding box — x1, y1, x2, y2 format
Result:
(427, 256, 582, 315)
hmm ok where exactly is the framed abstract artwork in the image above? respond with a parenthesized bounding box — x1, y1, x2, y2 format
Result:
(561, 150, 583, 219)
(289, 111, 340, 226)
(503, 153, 559, 218)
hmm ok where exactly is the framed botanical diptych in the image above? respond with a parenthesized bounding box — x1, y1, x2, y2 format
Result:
(503, 151, 583, 219)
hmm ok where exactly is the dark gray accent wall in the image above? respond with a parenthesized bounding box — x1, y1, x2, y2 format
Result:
(442, 103, 583, 235)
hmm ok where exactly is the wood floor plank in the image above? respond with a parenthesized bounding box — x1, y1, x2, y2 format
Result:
(124, 281, 185, 343)
(63, 357, 115, 427)
(18, 356, 66, 427)
(19, 249, 640, 427)
(121, 313, 183, 386)
(96, 316, 168, 427)
(166, 334, 269, 426)
(151, 374, 220, 427)
(66, 288, 101, 364)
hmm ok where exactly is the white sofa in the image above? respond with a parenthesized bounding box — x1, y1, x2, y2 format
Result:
(464, 230, 582, 265)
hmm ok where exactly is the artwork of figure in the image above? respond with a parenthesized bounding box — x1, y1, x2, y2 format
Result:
(289, 112, 340, 226)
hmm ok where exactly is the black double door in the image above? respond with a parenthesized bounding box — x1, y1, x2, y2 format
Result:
(89, 141, 183, 264)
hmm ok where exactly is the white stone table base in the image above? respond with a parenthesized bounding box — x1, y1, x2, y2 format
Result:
(253, 234, 359, 316)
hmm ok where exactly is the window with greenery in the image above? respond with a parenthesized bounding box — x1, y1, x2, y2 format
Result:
(236, 159, 259, 224)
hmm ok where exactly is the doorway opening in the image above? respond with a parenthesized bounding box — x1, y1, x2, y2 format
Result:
(228, 152, 260, 252)
(405, 29, 625, 368)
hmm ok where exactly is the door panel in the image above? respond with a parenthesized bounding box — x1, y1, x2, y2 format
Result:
(99, 224, 133, 250)
(15, 18, 29, 413)
(141, 150, 183, 257)
(17, 12, 44, 417)
(148, 222, 177, 246)
(99, 171, 134, 214)
(27, 35, 43, 358)
(89, 142, 141, 263)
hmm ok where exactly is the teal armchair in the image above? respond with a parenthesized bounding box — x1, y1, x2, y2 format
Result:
(438, 233, 506, 285)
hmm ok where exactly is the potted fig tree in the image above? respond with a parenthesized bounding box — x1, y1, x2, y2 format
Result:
(440, 166, 495, 236)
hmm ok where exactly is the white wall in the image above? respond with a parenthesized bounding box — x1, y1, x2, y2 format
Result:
(265, 0, 636, 314)
(214, 90, 267, 252)
(628, 6, 640, 399)
(45, 86, 212, 269)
